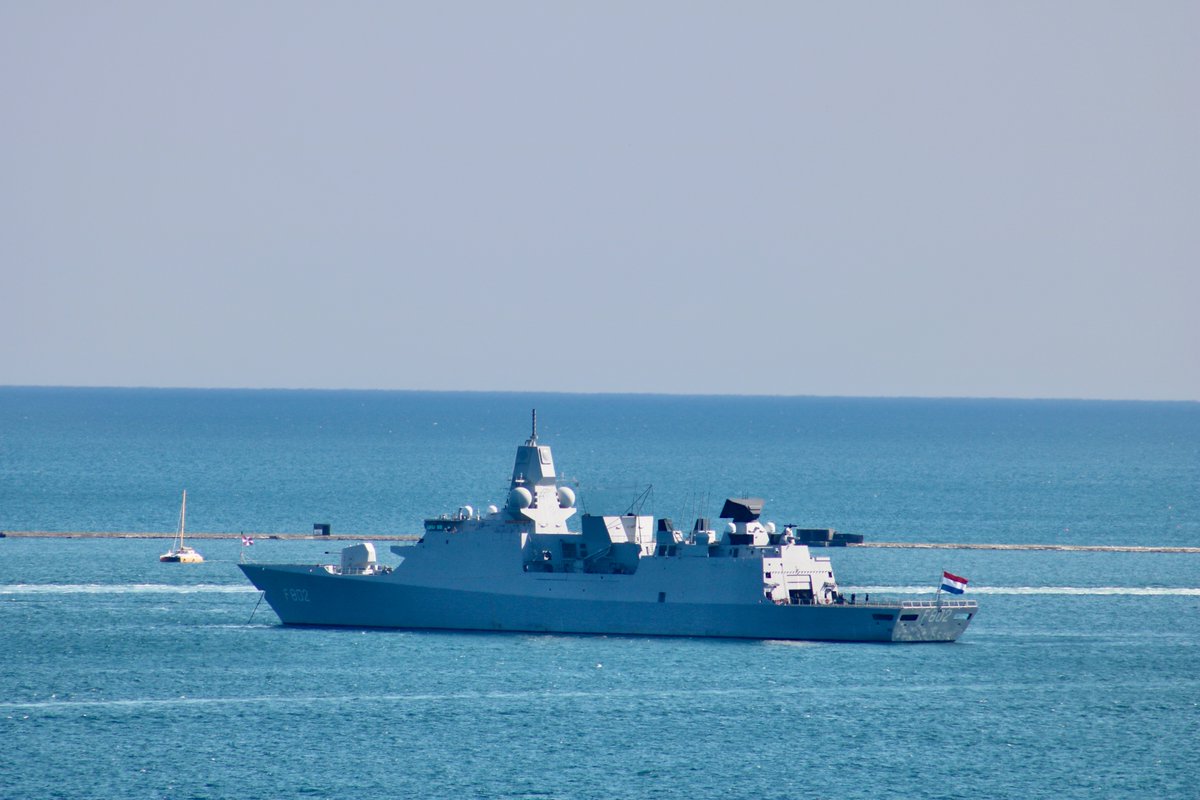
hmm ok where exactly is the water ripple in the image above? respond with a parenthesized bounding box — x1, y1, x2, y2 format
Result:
(0, 583, 258, 595)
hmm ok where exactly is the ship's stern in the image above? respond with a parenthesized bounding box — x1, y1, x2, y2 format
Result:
(886, 601, 978, 642)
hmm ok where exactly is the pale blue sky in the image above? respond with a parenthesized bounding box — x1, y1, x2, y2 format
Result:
(2, 3, 1196, 399)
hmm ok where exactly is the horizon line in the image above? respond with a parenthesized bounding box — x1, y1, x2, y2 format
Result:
(1, 383, 1196, 405)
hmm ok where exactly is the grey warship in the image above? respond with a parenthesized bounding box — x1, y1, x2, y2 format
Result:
(240, 416, 977, 642)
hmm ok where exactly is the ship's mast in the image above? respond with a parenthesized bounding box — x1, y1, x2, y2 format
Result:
(526, 408, 538, 446)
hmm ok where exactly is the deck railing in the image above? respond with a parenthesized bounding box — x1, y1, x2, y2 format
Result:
(832, 597, 978, 608)
(898, 598, 977, 608)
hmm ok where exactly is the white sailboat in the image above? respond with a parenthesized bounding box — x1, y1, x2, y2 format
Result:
(159, 490, 203, 563)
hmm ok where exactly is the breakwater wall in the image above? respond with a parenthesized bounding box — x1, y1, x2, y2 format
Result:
(858, 542, 1200, 554)
(0, 531, 421, 542)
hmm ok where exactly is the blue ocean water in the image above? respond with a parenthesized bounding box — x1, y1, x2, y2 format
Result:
(2, 389, 1198, 799)
(2, 387, 1197, 545)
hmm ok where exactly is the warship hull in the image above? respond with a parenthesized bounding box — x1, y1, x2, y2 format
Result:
(240, 562, 976, 643)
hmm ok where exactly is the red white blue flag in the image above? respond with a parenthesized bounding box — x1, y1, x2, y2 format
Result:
(940, 571, 968, 594)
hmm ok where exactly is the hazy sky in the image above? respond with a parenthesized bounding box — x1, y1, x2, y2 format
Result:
(3, 3, 1196, 399)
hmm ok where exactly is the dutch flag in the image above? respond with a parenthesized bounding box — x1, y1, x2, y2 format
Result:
(940, 571, 968, 594)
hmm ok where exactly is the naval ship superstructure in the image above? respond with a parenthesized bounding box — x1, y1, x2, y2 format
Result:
(240, 417, 977, 642)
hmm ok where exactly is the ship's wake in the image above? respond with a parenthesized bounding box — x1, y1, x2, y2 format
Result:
(849, 585, 1200, 596)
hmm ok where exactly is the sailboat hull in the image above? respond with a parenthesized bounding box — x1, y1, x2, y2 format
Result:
(160, 551, 204, 563)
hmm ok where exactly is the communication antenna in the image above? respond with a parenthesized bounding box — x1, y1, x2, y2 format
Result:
(625, 483, 654, 516)
(526, 408, 538, 446)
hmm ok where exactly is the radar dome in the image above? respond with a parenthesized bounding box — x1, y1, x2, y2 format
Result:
(766, 522, 776, 534)
(557, 486, 576, 508)
(486, 504, 499, 515)
(507, 486, 533, 510)
(461, 505, 474, 520)
(725, 522, 737, 535)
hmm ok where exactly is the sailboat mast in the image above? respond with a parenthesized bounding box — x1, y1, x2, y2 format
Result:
(179, 490, 187, 546)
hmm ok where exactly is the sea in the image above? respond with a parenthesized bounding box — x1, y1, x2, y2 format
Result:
(1, 387, 1197, 799)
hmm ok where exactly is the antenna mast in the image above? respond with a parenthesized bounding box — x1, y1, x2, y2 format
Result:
(626, 483, 654, 516)
(526, 408, 538, 445)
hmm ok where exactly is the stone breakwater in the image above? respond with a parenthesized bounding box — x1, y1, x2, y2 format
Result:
(858, 541, 1200, 553)
(0, 531, 421, 541)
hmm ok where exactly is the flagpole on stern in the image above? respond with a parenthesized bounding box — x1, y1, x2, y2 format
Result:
(937, 571, 968, 607)
(936, 572, 943, 608)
